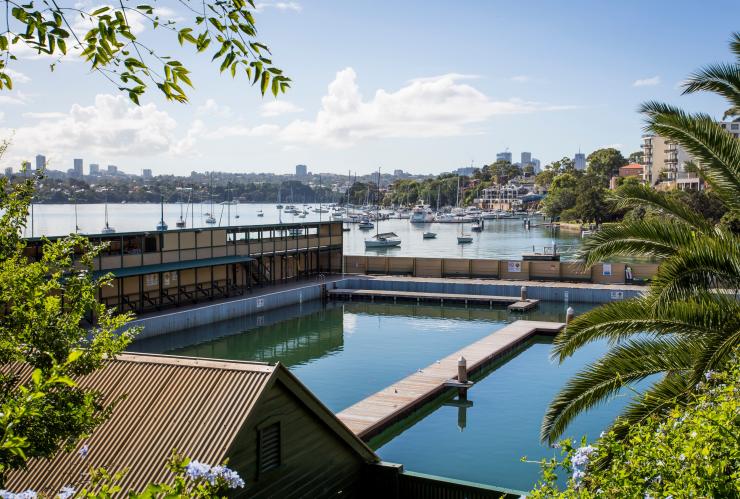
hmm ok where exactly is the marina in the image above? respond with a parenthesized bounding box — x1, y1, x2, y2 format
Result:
(327, 288, 539, 311)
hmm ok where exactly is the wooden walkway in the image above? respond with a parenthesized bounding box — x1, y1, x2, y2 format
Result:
(336, 320, 564, 440)
(327, 288, 539, 311)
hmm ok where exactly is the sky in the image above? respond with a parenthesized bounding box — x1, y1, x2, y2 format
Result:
(0, 0, 738, 176)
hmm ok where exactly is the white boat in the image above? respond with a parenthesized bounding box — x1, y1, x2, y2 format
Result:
(205, 215, 216, 224)
(409, 203, 434, 223)
(332, 212, 344, 219)
(435, 213, 459, 223)
(365, 232, 401, 248)
(176, 218, 186, 228)
(471, 221, 483, 232)
(358, 218, 374, 230)
(100, 223, 115, 234)
(457, 235, 473, 244)
(156, 220, 168, 231)
(298, 213, 306, 218)
(423, 232, 437, 239)
(288, 227, 304, 236)
(257, 210, 264, 217)
(101, 191, 115, 233)
(481, 211, 498, 220)
(312, 207, 329, 213)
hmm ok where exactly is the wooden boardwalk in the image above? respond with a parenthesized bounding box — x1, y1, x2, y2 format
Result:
(327, 288, 539, 311)
(336, 320, 564, 440)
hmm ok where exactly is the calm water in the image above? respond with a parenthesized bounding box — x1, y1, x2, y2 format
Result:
(128, 300, 626, 491)
(24, 203, 582, 259)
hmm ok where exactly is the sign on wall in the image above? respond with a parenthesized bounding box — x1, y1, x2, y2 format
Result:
(508, 261, 522, 273)
(602, 263, 612, 276)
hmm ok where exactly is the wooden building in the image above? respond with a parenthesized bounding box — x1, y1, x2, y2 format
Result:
(22, 221, 343, 314)
(5, 353, 377, 498)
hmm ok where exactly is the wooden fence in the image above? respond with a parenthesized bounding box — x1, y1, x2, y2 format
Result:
(344, 255, 659, 285)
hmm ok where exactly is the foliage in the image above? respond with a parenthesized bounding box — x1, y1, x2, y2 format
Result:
(541, 32, 740, 445)
(383, 176, 462, 208)
(529, 360, 740, 498)
(586, 148, 628, 183)
(474, 160, 522, 185)
(628, 151, 644, 164)
(0, 452, 245, 497)
(0, 0, 289, 103)
(0, 143, 137, 483)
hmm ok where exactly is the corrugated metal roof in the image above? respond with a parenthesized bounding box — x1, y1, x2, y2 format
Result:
(95, 255, 255, 278)
(5, 353, 275, 495)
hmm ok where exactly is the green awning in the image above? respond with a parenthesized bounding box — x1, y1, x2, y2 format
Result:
(96, 255, 255, 278)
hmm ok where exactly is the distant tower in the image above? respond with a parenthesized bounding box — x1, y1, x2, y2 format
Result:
(35, 154, 46, 171)
(73, 158, 83, 177)
(574, 152, 586, 170)
(496, 151, 513, 163)
(89, 163, 100, 175)
(521, 152, 532, 165)
(142, 168, 153, 179)
(295, 164, 308, 177)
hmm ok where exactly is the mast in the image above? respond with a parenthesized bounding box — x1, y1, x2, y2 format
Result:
(376, 167, 381, 238)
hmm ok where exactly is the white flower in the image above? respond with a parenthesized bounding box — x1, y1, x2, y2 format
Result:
(0, 491, 37, 499)
(184, 460, 211, 480)
(184, 461, 245, 489)
(78, 444, 89, 459)
(58, 486, 75, 499)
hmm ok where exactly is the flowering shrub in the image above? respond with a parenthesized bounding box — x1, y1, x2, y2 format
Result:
(528, 360, 740, 497)
(0, 453, 245, 498)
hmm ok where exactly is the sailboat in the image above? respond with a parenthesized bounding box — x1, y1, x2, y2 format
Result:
(257, 209, 264, 217)
(455, 176, 472, 243)
(156, 195, 168, 231)
(365, 168, 401, 249)
(205, 173, 216, 224)
(176, 188, 188, 228)
(276, 186, 283, 210)
(100, 190, 115, 234)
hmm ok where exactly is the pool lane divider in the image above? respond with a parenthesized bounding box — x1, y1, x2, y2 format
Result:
(336, 320, 565, 441)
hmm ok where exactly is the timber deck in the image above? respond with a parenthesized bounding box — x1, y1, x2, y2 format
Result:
(327, 288, 539, 311)
(336, 320, 565, 440)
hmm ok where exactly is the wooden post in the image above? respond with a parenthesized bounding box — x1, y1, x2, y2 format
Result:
(520, 286, 528, 301)
(566, 306, 575, 325)
(458, 356, 468, 398)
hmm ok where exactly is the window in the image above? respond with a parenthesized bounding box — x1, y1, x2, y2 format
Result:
(730, 123, 738, 130)
(258, 422, 281, 474)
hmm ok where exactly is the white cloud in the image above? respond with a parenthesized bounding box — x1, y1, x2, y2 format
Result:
(196, 99, 234, 118)
(22, 112, 68, 119)
(0, 112, 4, 122)
(1, 94, 184, 163)
(633, 76, 661, 87)
(0, 91, 31, 105)
(511, 75, 530, 82)
(260, 100, 303, 117)
(254, 1, 302, 12)
(271, 68, 575, 147)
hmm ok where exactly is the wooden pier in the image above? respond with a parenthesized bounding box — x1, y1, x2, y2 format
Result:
(336, 320, 564, 440)
(327, 288, 539, 312)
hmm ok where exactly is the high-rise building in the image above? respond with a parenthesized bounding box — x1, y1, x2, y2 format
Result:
(393, 169, 404, 176)
(72, 158, 83, 177)
(295, 164, 308, 176)
(642, 134, 697, 189)
(21, 160, 31, 173)
(142, 168, 152, 179)
(531, 158, 541, 173)
(574, 153, 586, 170)
(89, 163, 100, 175)
(107, 165, 118, 175)
(496, 151, 512, 163)
(35, 154, 46, 171)
(520, 152, 531, 165)
(4, 167, 13, 176)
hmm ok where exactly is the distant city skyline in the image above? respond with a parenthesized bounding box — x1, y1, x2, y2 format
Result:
(0, 1, 737, 175)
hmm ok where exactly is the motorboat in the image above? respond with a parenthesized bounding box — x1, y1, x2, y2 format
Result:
(298, 213, 306, 218)
(457, 235, 473, 244)
(156, 220, 168, 231)
(423, 232, 437, 239)
(409, 203, 434, 223)
(288, 227, 304, 236)
(205, 214, 216, 224)
(358, 218, 374, 230)
(435, 213, 459, 223)
(100, 223, 115, 234)
(365, 232, 401, 249)
(257, 210, 264, 217)
(471, 221, 483, 232)
(176, 218, 186, 228)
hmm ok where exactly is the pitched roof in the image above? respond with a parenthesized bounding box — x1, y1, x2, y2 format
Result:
(5, 353, 376, 495)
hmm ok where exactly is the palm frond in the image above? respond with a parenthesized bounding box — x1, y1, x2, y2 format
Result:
(730, 32, 740, 63)
(577, 220, 697, 266)
(609, 183, 714, 232)
(552, 296, 728, 362)
(681, 62, 740, 109)
(541, 337, 697, 443)
(640, 103, 740, 211)
(648, 232, 740, 305)
(608, 373, 692, 441)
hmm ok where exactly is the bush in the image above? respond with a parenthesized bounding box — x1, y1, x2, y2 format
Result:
(528, 355, 740, 498)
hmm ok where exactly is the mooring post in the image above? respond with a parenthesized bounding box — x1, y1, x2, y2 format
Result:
(458, 356, 468, 398)
(566, 306, 575, 325)
(520, 286, 528, 301)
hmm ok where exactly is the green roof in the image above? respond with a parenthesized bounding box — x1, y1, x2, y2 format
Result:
(96, 255, 255, 278)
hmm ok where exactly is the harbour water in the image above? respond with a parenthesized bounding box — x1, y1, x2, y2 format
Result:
(129, 300, 624, 491)
(24, 203, 582, 259)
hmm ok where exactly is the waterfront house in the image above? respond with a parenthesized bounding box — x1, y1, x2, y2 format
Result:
(6, 353, 377, 498)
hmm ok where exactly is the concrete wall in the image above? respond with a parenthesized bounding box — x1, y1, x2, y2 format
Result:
(127, 281, 326, 339)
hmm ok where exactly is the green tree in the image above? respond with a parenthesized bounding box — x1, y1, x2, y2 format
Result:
(586, 148, 627, 182)
(541, 172, 579, 219)
(0, 0, 289, 103)
(541, 33, 740, 444)
(0, 144, 136, 482)
(628, 150, 644, 164)
(572, 174, 612, 223)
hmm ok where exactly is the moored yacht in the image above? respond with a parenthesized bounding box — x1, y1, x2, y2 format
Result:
(409, 203, 434, 223)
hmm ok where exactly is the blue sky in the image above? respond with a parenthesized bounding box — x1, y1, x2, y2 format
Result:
(1, 0, 738, 175)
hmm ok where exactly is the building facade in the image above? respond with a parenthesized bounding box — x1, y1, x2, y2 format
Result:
(641, 134, 700, 190)
(142, 168, 152, 179)
(72, 158, 83, 177)
(35, 154, 45, 171)
(89, 163, 100, 175)
(496, 151, 512, 163)
(574, 153, 586, 170)
(295, 164, 308, 176)
(520, 152, 531, 165)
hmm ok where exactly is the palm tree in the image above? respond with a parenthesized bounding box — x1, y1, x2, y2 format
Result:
(541, 33, 740, 444)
